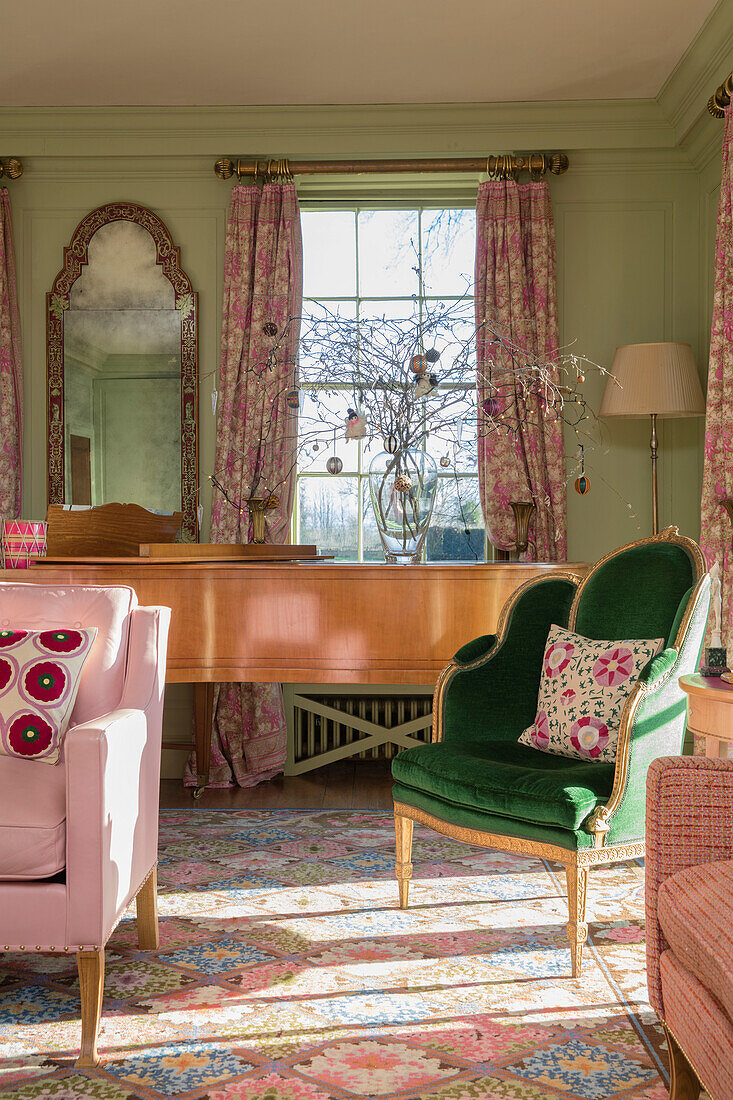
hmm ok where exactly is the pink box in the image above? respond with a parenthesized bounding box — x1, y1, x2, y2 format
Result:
(2, 521, 47, 569)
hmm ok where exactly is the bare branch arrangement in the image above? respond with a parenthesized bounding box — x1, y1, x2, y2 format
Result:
(208, 297, 613, 516)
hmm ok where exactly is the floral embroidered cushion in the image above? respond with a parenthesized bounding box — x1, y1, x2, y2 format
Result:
(518, 624, 663, 763)
(0, 628, 97, 764)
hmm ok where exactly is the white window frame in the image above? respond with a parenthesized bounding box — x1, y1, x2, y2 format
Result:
(292, 201, 485, 562)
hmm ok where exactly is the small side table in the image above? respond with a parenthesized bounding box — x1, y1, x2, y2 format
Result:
(679, 674, 733, 758)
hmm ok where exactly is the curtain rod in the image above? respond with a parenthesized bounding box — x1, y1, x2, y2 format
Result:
(0, 159, 23, 180)
(708, 73, 733, 118)
(214, 152, 569, 181)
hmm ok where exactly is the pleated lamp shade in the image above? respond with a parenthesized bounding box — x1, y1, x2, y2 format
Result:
(600, 342, 705, 419)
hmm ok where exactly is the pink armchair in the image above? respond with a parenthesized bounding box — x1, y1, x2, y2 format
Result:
(0, 582, 170, 1067)
(646, 754, 733, 1100)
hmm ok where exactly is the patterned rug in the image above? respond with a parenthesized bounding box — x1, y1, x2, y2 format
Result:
(0, 809, 672, 1100)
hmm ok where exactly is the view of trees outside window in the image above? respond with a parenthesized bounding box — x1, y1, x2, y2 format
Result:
(294, 207, 484, 562)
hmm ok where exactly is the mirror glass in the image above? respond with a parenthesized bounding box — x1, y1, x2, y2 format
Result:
(63, 222, 182, 512)
(48, 204, 199, 540)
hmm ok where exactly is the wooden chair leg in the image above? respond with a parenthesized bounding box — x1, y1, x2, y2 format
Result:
(136, 867, 159, 950)
(565, 861, 589, 977)
(76, 949, 104, 1068)
(395, 812, 414, 909)
(664, 1026, 701, 1100)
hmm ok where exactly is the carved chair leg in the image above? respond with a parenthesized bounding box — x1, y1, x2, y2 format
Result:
(76, 949, 104, 1068)
(664, 1026, 701, 1100)
(566, 861, 589, 978)
(395, 812, 414, 909)
(136, 867, 159, 950)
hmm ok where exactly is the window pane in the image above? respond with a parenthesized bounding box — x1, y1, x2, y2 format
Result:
(427, 476, 484, 561)
(362, 486, 384, 562)
(358, 298, 422, 381)
(421, 208, 476, 296)
(298, 388, 359, 474)
(358, 210, 419, 297)
(422, 307, 476, 384)
(426, 387, 478, 472)
(300, 300, 357, 382)
(302, 211, 356, 297)
(298, 476, 358, 560)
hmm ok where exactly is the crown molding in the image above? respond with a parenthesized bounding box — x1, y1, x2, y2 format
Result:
(0, 100, 676, 161)
(657, 0, 733, 147)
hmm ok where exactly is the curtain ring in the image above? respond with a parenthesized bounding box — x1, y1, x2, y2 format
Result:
(529, 153, 544, 181)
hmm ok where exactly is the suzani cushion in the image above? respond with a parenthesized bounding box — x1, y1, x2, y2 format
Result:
(517, 624, 663, 763)
(0, 628, 97, 764)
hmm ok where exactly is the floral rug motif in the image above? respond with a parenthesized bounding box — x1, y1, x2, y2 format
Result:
(0, 809, 672, 1099)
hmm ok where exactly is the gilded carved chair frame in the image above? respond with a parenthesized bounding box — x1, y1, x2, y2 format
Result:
(394, 525, 708, 977)
(46, 202, 199, 541)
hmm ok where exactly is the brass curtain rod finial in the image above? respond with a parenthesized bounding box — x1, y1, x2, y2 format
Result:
(0, 158, 23, 180)
(708, 72, 733, 118)
(549, 152, 569, 175)
(214, 157, 236, 180)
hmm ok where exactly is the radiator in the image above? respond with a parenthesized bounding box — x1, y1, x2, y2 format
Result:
(284, 687, 433, 773)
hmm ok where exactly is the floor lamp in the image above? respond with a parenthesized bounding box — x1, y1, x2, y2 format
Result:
(599, 342, 705, 535)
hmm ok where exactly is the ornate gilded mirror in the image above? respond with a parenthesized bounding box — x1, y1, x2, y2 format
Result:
(47, 202, 198, 540)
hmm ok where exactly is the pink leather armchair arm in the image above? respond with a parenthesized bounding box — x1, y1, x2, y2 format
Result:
(645, 754, 733, 1015)
(64, 605, 170, 949)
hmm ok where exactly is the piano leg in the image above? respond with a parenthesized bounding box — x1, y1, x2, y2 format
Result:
(192, 682, 215, 799)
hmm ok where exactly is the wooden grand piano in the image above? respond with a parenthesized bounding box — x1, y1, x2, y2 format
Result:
(11, 555, 588, 794)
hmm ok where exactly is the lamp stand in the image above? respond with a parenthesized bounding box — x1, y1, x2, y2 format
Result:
(649, 413, 659, 536)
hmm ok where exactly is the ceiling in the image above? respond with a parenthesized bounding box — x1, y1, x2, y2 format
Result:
(1, 0, 719, 107)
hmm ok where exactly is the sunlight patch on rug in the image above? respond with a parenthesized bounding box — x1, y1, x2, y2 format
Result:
(0, 809, 669, 1099)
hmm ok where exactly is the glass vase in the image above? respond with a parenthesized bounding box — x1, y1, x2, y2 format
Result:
(368, 448, 438, 564)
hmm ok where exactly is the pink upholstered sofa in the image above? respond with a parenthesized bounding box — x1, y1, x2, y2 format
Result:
(0, 582, 170, 1066)
(646, 754, 733, 1100)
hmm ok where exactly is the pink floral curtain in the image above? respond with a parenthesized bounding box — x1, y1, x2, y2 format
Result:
(184, 181, 302, 788)
(700, 105, 733, 656)
(475, 179, 566, 561)
(0, 189, 22, 521)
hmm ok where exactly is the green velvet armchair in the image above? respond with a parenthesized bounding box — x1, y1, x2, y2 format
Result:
(392, 527, 710, 977)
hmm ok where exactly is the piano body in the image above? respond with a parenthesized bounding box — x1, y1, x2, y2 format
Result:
(9, 554, 588, 793)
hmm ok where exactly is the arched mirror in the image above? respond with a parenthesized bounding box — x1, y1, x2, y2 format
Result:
(47, 202, 199, 540)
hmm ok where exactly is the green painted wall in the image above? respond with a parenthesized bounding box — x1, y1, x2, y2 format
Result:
(3, 104, 715, 563)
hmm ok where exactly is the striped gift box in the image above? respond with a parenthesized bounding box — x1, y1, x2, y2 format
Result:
(1, 521, 47, 569)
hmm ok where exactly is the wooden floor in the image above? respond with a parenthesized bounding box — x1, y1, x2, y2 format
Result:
(160, 759, 394, 810)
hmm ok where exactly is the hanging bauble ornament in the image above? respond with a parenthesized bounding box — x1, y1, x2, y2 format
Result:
(326, 456, 343, 475)
(440, 455, 451, 468)
(312, 442, 320, 452)
(285, 388, 299, 409)
(394, 473, 413, 493)
(262, 321, 278, 337)
(574, 474, 591, 495)
(425, 348, 441, 363)
(384, 434, 398, 454)
(482, 396, 501, 418)
(577, 372, 585, 384)
(409, 354, 428, 376)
